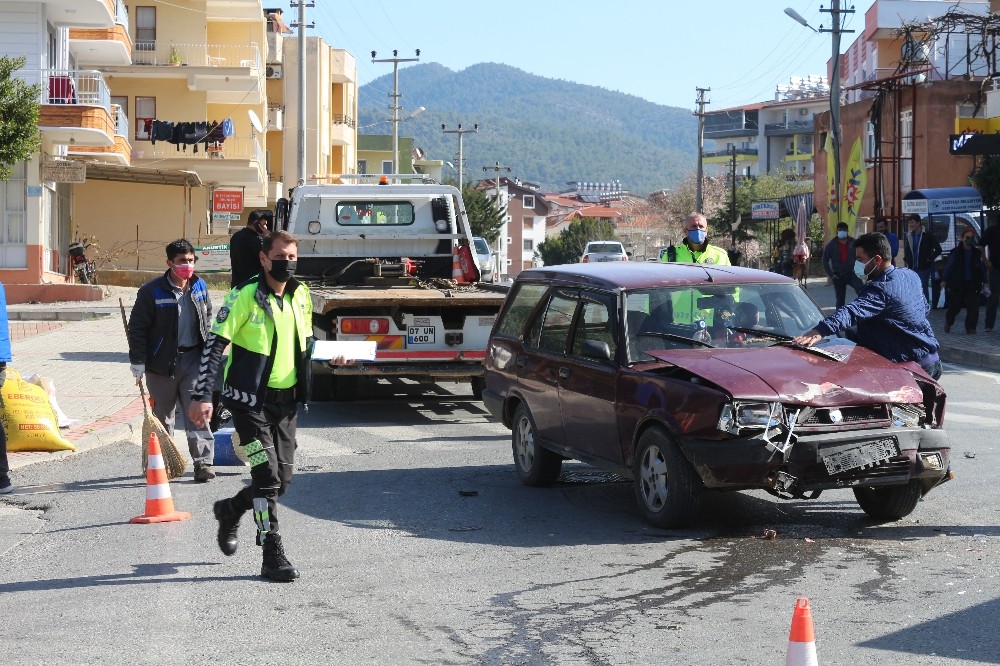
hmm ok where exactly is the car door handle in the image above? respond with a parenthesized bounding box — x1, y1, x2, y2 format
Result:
(559, 366, 571, 379)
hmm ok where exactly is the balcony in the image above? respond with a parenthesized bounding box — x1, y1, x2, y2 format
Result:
(25, 69, 116, 148)
(267, 31, 283, 64)
(69, 104, 132, 165)
(331, 114, 356, 145)
(206, 0, 263, 21)
(134, 134, 265, 188)
(268, 106, 283, 131)
(764, 119, 815, 136)
(330, 49, 357, 84)
(703, 148, 759, 158)
(28, 0, 115, 28)
(268, 179, 285, 201)
(68, 0, 132, 66)
(104, 42, 263, 104)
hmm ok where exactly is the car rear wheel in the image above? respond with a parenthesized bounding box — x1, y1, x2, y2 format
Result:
(633, 428, 700, 529)
(511, 403, 561, 486)
(853, 480, 922, 520)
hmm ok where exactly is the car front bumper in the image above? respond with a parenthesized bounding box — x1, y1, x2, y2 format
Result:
(681, 425, 951, 495)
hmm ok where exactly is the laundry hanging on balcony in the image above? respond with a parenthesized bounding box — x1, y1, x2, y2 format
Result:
(147, 118, 234, 153)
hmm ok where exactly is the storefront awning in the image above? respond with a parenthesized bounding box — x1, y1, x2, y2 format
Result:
(80, 163, 203, 187)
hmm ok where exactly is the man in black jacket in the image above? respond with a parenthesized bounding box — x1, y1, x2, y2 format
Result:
(942, 227, 990, 334)
(903, 214, 943, 307)
(229, 210, 271, 288)
(128, 239, 216, 481)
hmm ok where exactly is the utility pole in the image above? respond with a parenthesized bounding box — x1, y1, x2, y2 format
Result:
(371, 49, 420, 175)
(818, 0, 854, 229)
(695, 87, 710, 213)
(730, 144, 738, 245)
(483, 161, 512, 278)
(290, 0, 314, 186)
(441, 123, 478, 186)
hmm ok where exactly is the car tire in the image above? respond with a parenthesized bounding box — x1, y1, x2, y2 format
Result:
(853, 480, 921, 520)
(511, 403, 561, 486)
(632, 427, 700, 529)
(470, 376, 485, 401)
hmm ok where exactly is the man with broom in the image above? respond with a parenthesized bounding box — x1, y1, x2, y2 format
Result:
(128, 239, 216, 482)
(188, 230, 352, 582)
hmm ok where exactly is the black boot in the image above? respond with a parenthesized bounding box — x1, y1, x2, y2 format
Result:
(261, 533, 299, 582)
(213, 499, 241, 556)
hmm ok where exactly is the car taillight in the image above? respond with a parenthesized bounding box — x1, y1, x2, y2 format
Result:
(339, 317, 389, 335)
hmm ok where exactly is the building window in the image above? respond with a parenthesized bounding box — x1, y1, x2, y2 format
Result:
(357, 159, 368, 174)
(135, 96, 155, 141)
(523, 239, 533, 251)
(110, 95, 127, 117)
(900, 109, 913, 190)
(522, 216, 532, 229)
(523, 195, 535, 208)
(522, 261, 533, 270)
(135, 7, 156, 63)
(0, 160, 28, 268)
(506, 258, 513, 266)
(506, 236, 512, 245)
(864, 121, 875, 160)
(381, 160, 392, 175)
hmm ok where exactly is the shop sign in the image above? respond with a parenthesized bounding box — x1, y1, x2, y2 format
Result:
(751, 201, 779, 219)
(42, 161, 86, 183)
(212, 189, 243, 213)
(194, 243, 230, 272)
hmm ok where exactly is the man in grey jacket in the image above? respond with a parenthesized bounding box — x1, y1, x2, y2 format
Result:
(822, 221, 864, 308)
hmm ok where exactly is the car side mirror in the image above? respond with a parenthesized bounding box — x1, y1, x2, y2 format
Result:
(580, 339, 612, 361)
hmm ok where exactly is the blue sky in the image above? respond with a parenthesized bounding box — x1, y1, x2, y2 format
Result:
(274, 0, 866, 111)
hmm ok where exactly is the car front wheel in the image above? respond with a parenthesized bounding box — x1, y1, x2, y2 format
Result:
(511, 403, 561, 486)
(633, 428, 700, 529)
(853, 480, 922, 520)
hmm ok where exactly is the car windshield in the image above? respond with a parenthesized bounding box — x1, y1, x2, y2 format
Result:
(624, 282, 824, 363)
(474, 238, 490, 255)
(587, 243, 623, 254)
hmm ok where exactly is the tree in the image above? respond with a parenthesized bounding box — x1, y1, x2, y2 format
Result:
(971, 156, 1000, 210)
(0, 56, 41, 181)
(536, 217, 617, 266)
(463, 186, 504, 243)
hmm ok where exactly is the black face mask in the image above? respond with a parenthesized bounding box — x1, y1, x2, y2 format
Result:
(267, 259, 296, 282)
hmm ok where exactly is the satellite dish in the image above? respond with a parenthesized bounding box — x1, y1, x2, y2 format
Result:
(248, 109, 263, 134)
(412, 147, 425, 160)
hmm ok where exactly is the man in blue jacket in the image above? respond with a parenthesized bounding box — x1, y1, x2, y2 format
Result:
(128, 239, 216, 481)
(0, 282, 13, 493)
(794, 232, 942, 379)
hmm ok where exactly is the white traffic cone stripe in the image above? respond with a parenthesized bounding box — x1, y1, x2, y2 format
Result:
(147, 453, 164, 469)
(146, 484, 172, 500)
(785, 641, 818, 666)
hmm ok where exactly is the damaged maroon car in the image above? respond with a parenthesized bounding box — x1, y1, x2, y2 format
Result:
(482, 262, 952, 528)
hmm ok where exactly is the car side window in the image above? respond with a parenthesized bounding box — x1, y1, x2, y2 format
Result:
(570, 292, 617, 361)
(495, 282, 548, 338)
(527, 289, 578, 354)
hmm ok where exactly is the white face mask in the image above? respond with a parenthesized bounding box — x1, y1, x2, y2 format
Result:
(854, 257, 875, 282)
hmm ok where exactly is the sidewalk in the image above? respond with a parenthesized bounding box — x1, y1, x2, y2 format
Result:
(3, 279, 999, 473)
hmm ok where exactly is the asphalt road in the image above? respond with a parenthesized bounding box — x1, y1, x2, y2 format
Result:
(0, 367, 996, 665)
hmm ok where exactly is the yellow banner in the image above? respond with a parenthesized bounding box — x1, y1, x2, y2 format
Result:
(841, 137, 867, 235)
(825, 133, 839, 236)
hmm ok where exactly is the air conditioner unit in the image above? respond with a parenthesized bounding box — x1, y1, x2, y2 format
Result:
(266, 65, 283, 79)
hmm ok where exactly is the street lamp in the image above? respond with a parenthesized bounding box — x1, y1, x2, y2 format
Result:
(441, 123, 479, 187)
(371, 49, 421, 175)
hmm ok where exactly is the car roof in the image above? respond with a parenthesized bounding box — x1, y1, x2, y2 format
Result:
(515, 262, 796, 290)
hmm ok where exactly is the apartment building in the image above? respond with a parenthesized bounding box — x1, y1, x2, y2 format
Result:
(0, 0, 131, 293)
(703, 77, 830, 180)
(475, 177, 549, 279)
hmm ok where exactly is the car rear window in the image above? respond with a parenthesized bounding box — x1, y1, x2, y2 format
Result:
(495, 282, 548, 338)
(586, 243, 623, 254)
(474, 238, 490, 255)
(334, 201, 415, 226)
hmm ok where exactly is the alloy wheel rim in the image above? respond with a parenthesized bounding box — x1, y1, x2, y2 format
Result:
(640, 445, 668, 510)
(515, 416, 534, 471)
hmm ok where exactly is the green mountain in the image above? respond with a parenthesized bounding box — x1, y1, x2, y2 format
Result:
(358, 62, 697, 195)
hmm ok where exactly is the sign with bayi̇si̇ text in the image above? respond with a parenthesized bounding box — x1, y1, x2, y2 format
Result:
(212, 189, 243, 213)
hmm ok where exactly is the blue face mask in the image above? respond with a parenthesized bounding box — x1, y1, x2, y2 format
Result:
(688, 229, 707, 245)
(837, 230, 847, 240)
(854, 257, 875, 282)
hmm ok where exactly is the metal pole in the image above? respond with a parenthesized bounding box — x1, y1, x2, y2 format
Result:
(290, 1, 313, 186)
(372, 50, 420, 175)
(483, 161, 511, 276)
(731, 145, 737, 245)
(442, 124, 478, 186)
(695, 87, 710, 212)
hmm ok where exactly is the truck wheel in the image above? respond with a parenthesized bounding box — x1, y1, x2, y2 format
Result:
(633, 427, 700, 529)
(332, 375, 358, 401)
(310, 374, 333, 401)
(853, 480, 921, 520)
(512, 403, 561, 486)
(470, 376, 485, 401)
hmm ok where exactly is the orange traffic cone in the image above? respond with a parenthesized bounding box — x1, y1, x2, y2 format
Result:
(451, 245, 467, 283)
(130, 433, 192, 524)
(785, 597, 818, 666)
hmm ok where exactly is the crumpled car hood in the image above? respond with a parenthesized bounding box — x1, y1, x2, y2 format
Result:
(647, 343, 925, 405)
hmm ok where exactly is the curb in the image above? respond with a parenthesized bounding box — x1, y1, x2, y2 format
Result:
(7, 311, 112, 321)
(939, 346, 1000, 373)
(7, 415, 141, 471)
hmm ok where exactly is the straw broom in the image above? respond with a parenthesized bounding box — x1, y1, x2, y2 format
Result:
(119, 299, 188, 480)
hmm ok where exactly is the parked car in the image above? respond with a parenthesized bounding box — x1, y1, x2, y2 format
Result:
(580, 241, 628, 263)
(473, 237, 495, 283)
(483, 262, 952, 528)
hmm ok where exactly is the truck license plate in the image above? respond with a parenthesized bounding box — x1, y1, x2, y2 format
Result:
(407, 326, 435, 344)
(822, 437, 898, 475)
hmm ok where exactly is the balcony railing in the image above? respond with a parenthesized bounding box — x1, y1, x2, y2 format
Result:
(146, 134, 263, 162)
(764, 119, 815, 132)
(333, 114, 355, 128)
(133, 42, 261, 69)
(19, 69, 112, 108)
(114, 0, 129, 31)
(704, 121, 759, 133)
(704, 148, 759, 158)
(112, 104, 129, 138)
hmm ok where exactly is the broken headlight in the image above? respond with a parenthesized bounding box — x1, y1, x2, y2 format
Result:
(718, 401, 785, 434)
(890, 404, 924, 428)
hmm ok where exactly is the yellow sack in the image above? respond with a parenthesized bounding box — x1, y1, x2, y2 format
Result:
(1, 369, 76, 452)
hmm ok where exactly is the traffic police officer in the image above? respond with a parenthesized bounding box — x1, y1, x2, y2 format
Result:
(660, 212, 732, 266)
(188, 230, 351, 582)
